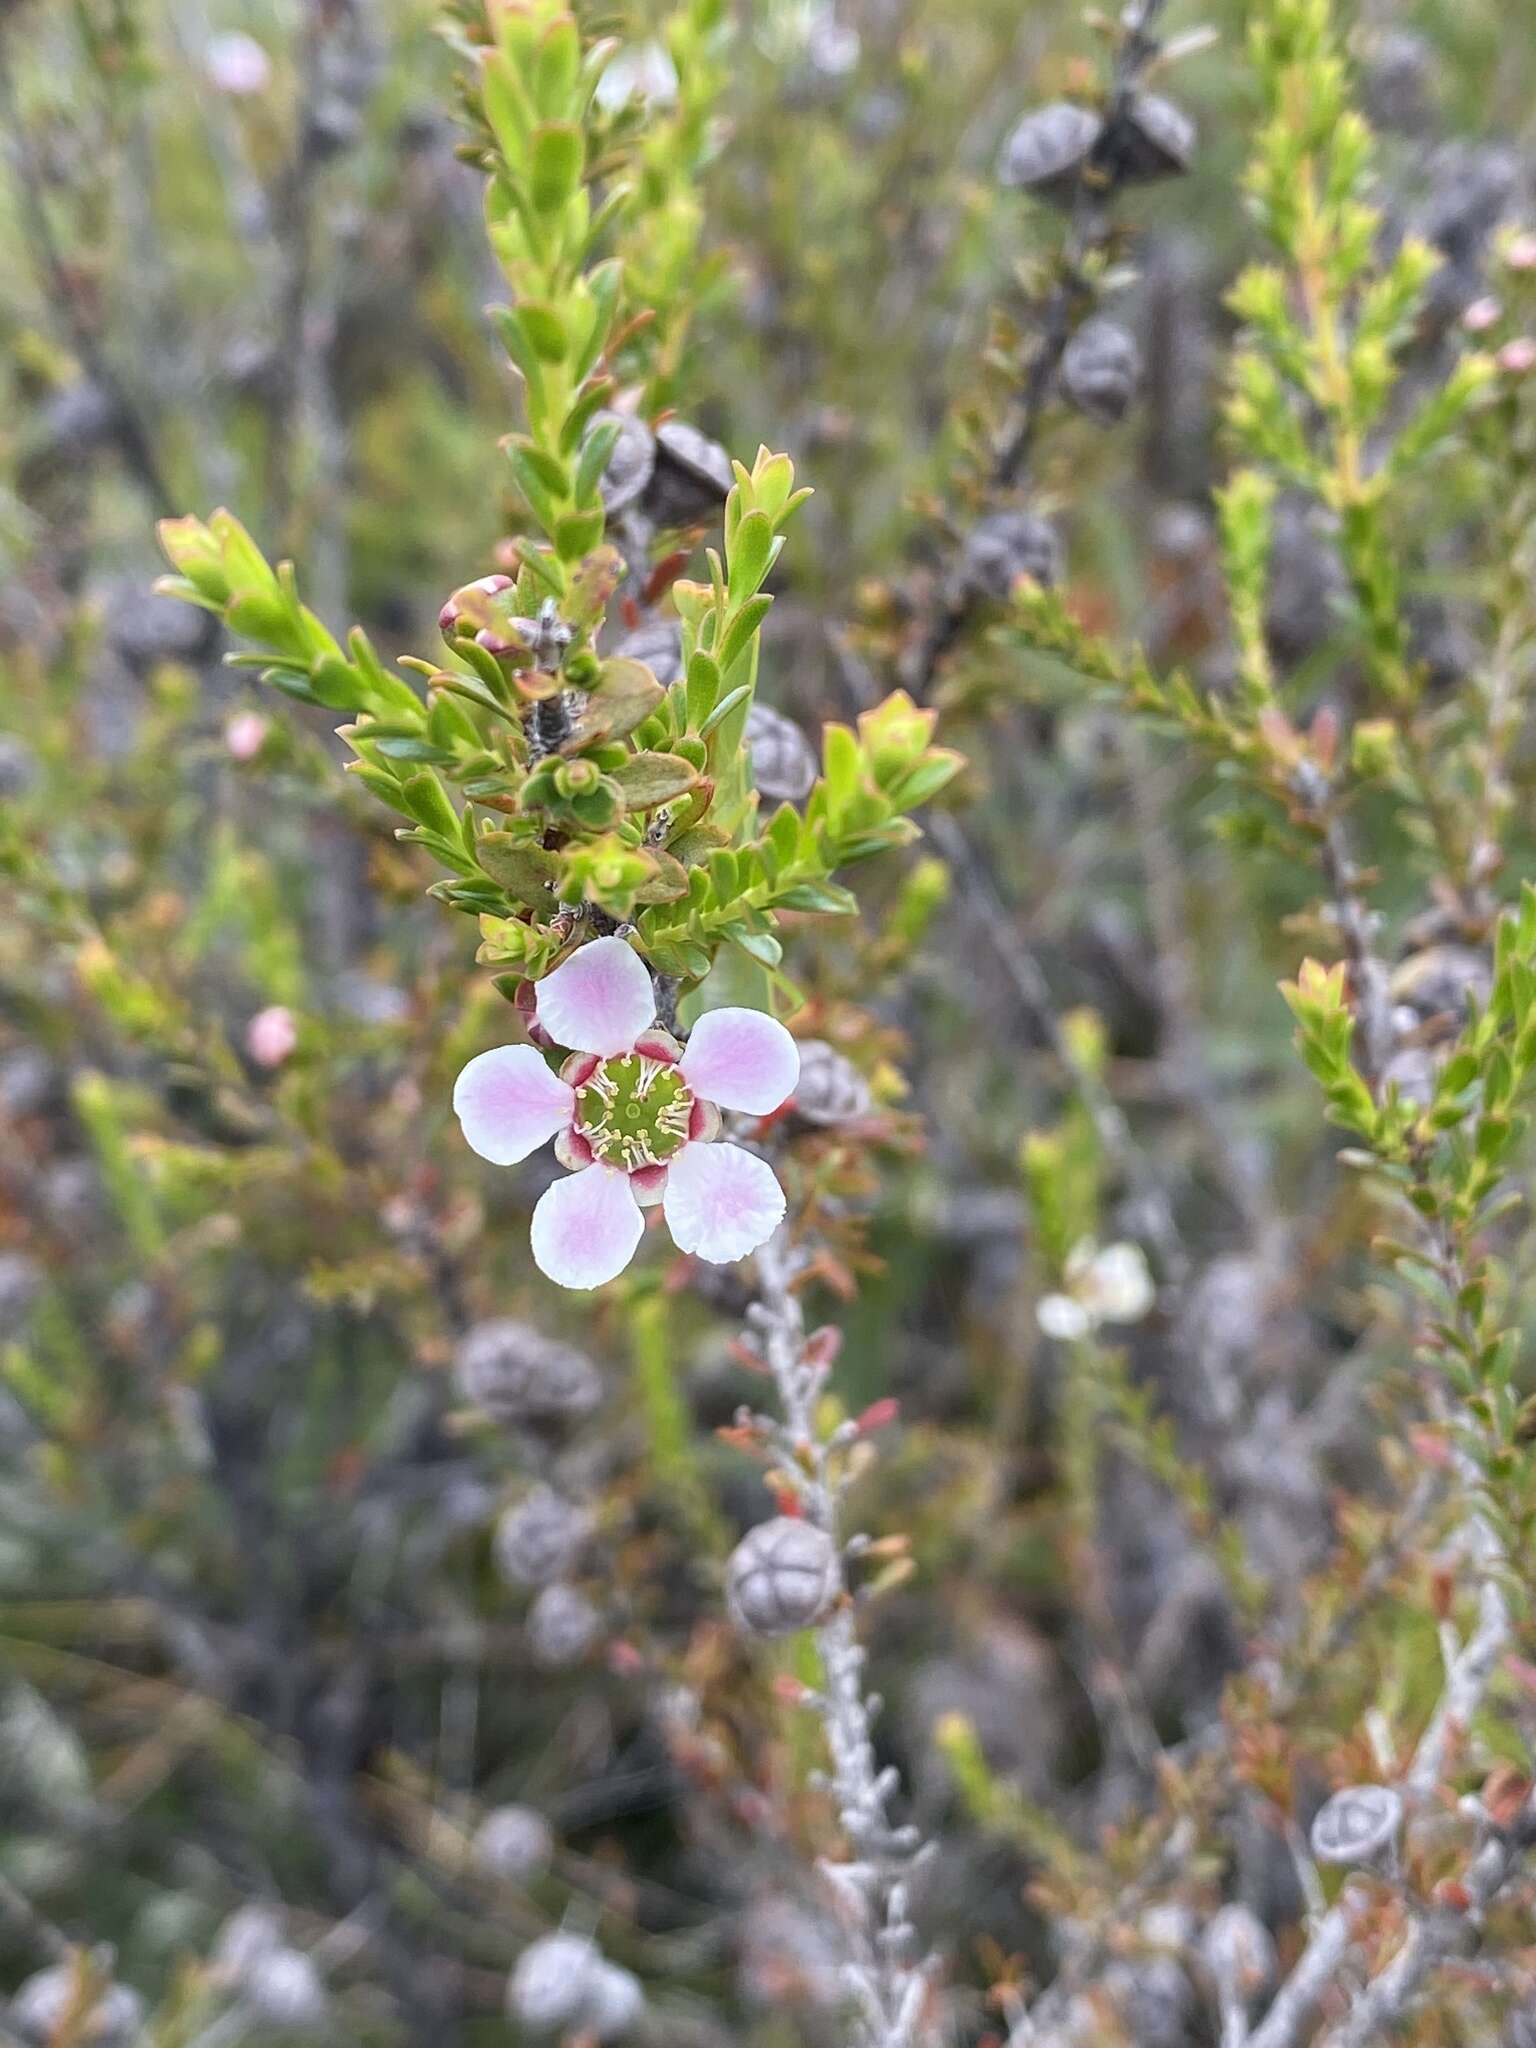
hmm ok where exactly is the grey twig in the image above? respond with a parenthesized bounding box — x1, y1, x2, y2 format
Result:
(750, 1230, 935, 2048)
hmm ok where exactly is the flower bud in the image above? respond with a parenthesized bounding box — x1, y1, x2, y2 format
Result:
(726, 1517, 838, 1637)
(1309, 1783, 1403, 1868)
(494, 1487, 591, 1588)
(1061, 317, 1141, 424)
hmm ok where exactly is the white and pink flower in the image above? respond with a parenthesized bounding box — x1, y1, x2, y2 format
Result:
(454, 936, 799, 1290)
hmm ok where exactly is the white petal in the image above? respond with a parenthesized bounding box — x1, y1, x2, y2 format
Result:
(530, 1166, 644, 1290)
(534, 936, 657, 1056)
(679, 1007, 801, 1116)
(662, 1142, 786, 1264)
(1088, 1242, 1155, 1323)
(453, 1046, 574, 1165)
(1037, 1294, 1091, 1341)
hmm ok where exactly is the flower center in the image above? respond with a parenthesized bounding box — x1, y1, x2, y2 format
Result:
(576, 1055, 694, 1170)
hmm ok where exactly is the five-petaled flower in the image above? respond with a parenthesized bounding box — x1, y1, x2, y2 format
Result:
(1036, 1239, 1154, 1340)
(454, 936, 800, 1290)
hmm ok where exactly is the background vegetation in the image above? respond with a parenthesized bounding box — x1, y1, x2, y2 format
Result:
(5, 0, 1536, 2044)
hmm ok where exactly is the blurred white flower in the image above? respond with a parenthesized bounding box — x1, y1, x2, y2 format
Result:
(594, 42, 678, 113)
(1037, 1240, 1154, 1340)
(205, 31, 272, 97)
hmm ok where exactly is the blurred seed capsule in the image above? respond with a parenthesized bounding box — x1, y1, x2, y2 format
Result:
(644, 422, 734, 528)
(453, 1320, 602, 1430)
(591, 410, 656, 518)
(960, 509, 1062, 601)
(613, 617, 683, 687)
(997, 101, 1101, 203)
(1310, 1784, 1403, 1868)
(726, 1517, 838, 1637)
(747, 701, 818, 803)
(1061, 317, 1142, 424)
(788, 1040, 872, 1126)
(473, 1804, 554, 1884)
(494, 1487, 591, 1588)
(1105, 92, 1196, 182)
(527, 1583, 602, 1668)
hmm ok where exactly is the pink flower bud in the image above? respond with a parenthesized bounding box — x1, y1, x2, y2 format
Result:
(1463, 296, 1501, 332)
(224, 710, 268, 762)
(1505, 233, 1536, 272)
(1498, 336, 1536, 376)
(246, 1005, 298, 1069)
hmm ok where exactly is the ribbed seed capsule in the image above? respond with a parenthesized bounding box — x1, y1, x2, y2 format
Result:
(997, 101, 1101, 203)
(961, 509, 1062, 601)
(1105, 92, 1196, 182)
(789, 1040, 872, 1126)
(747, 701, 819, 803)
(1061, 317, 1141, 424)
(494, 1487, 591, 1588)
(1309, 1783, 1403, 1867)
(726, 1517, 838, 1637)
(453, 1320, 602, 1429)
(527, 1582, 601, 1667)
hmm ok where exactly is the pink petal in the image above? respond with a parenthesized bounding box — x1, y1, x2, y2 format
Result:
(530, 1165, 644, 1290)
(454, 1046, 574, 1165)
(662, 1142, 786, 1265)
(679, 1008, 801, 1116)
(534, 936, 656, 1056)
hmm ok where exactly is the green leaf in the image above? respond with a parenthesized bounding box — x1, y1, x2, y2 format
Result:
(614, 752, 699, 810)
(475, 833, 558, 905)
(530, 122, 583, 214)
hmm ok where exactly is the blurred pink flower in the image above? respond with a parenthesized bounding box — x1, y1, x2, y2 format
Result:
(454, 936, 799, 1290)
(205, 31, 272, 97)
(225, 710, 269, 761)
(246, 1005, 298, 1069)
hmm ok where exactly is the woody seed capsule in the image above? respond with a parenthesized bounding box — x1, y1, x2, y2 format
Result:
(726, 1517, 838, 1637)
(961, 509, 1062, 600)
(1061, 317, 1141, 424)
(494, 1487, 590, 1588)
(998, 101, 1101, 203)
(1310, 1783, 1403, 1867)
(747, 700, 819, 803)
